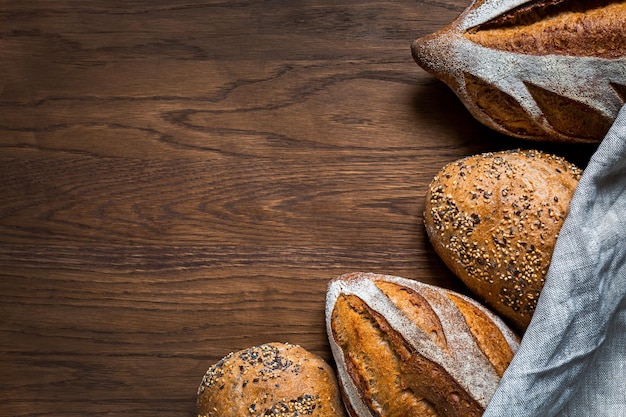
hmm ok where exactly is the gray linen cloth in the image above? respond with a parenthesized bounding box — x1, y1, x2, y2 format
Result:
(483, 104, 626, 416)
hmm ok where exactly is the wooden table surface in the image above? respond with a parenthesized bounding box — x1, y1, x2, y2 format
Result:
(1, 1, 597, 416)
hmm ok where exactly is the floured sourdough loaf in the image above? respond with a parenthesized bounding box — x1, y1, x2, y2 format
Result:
(326, 272, 519, 417)
(411, 0, 626, 143)
(197, 342, 347, 417)
(424, 149, 581, 330)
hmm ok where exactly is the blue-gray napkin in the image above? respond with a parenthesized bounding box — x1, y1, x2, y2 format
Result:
(483, 105, 626, 416)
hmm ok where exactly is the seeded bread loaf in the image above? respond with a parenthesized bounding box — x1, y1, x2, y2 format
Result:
(411, 0, 626, 143)
(197, 342, 347, 417)
(326, 272, 519, 417)
(424, 149, 581, 330)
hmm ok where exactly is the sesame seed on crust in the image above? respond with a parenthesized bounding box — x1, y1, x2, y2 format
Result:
(424, 149, 581, 330)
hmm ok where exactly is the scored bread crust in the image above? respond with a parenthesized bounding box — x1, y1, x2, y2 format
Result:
(423, 149, 581, 331)
(197, 342, 347, 417)
(411, 0, 626, 143)
(326, 272, 520, 417)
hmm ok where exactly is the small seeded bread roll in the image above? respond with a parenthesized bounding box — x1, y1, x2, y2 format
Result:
(424, 149, 581, 330)
(326, 272, 519, 417)
(197, 342, 347, 417)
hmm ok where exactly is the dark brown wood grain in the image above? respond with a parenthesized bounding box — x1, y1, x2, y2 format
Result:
(0, 1, 596, 416)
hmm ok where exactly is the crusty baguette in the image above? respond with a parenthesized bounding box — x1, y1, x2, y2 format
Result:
(411, 0, 626, 143)
(423, 149, 581, 330)
(197, 342, 347, 417)
(326, 272, 519, 417)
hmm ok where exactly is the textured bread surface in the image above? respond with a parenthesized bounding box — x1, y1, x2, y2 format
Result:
(464, 1, 626, 58)
(411, 0, 626, 143)
(197, 342, 347, 417)
(326, 272, 519, 417)
(424, 149, 581, 330)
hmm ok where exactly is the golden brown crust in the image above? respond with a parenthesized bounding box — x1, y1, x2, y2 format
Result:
(326, 272, 520, 417)
(446, 293, 514, 377)
(465, 1, 626, 59)
(332, 294, 443, 417)
(197, 342, 347, 417)
(423, 149, 581, 330)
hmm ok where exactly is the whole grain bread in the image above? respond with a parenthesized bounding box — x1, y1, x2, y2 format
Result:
(197, 342, 347, 417)
(412, 0, 626, 143)
(326, 272, 519, 417)
(423, 149, 581, 330)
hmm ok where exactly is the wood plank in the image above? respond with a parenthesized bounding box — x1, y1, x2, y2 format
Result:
(0, 0, 596, 416)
